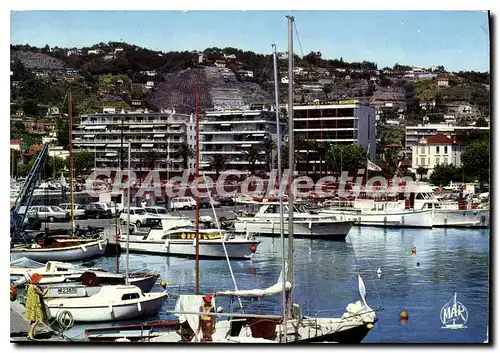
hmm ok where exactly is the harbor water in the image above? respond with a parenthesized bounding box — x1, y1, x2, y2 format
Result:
(63, 226, 489, 343)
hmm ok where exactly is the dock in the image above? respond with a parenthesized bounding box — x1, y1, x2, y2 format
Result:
(10, 300, 68, 343)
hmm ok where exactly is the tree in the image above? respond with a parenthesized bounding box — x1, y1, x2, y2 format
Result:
(175, 142, 195, 170)
(141, 150, 160, 170)
(461, 139, 490, 190)
(22, 99, 40, 117)
(416, 166, 428, 181)
(322, 84, 333, 100)
(245, 145, 262, 175)
(429, 164, 463, 186)
(326, 144, 368, 175)
(475, 117, 489, 127)
(259, 137, 276, 172)
(71, 152, 94, 175)
(208, 154, 227, 180)
(56, 117, 69, 147)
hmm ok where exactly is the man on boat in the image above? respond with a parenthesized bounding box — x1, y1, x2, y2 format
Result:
(199, 295, 215, 342)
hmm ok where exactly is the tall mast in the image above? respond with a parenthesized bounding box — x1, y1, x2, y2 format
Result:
(125, 141, 131, 284)
(68, 89, 75, 233)
(195, 88, 200, 295)
(272, 43, 287, 341)
(286, 14, 295, 319)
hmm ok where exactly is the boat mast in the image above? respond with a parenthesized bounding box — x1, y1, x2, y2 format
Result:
(68, 89, 75, 233)
(195, 88, 200, 295)
(286, 15, 295, 319)
(125, 141, 131, 284)
(272, 43, 287, 341)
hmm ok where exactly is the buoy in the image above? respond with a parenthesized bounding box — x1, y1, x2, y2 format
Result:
(416, 262, 420, 266)
(399, 310, 409, 320)
(366, 323, 374, 329)
(160, 280, 167, 288)
(411, 247, 416, 255)
(250, 245, 257, 253)
(377, 268, 382, 275)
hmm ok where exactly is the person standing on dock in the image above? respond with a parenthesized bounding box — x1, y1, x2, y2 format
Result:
(199, 295, 215, 342)
(24, 273, 50, 340)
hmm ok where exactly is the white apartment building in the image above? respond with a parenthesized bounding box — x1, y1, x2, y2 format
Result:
(405, 123, 489, 156)
(292, 102, 377, 174)
(411, 134, 463, 178)
(72, 108, 196, 174)
(199, 109, 287, 175)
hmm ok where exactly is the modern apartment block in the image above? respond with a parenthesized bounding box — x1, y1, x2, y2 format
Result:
(405, 123, 489, 157)
(199, 109, 287, 175)
(292, 101, 377, 174)
(72, 108, 196, 175)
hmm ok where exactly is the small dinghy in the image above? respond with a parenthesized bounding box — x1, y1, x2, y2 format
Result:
(44, 285, 169, 322)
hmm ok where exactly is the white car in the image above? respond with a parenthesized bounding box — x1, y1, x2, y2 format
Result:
(170, 197, 196, 210)
(119, 207, 150, 227)
(59, 203, 87, 219)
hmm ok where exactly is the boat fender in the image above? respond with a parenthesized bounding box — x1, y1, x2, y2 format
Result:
(137, 302, 142, 312)
(109, 304, 113, 313)
(165, 239, 170, 249)
(193, 238, 196, 247)
(98, 241, 103, 251)
(308, 221, 312, 229)
(81, 245, 87, 252)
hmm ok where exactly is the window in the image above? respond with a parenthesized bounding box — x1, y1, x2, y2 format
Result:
(436, 146, 440, 154)
(435, 157, 440, 165)
(444, 146, 448, 154)
(443, 157, 448, 165)
(121, 293, 140, 300)
(420, 157, 425, 166)
(420, 146, 425, 154)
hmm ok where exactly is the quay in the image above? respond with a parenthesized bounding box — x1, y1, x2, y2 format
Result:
(10, 300, 68, 343)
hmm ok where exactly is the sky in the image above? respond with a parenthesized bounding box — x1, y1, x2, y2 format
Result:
(10, 10, 490, 72)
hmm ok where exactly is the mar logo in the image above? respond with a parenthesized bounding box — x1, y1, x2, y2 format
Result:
(440, 292, 468, 329)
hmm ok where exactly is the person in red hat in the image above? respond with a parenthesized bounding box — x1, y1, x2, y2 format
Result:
(24, 273, 51, 340)
(199, 294, 215, 342)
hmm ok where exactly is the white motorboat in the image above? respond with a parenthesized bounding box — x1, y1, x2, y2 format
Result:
(10, 237, 108, 262)
(233, 202, 353, 240)
(320, 200, 435, 228)
(118, 219, 260, 259)
(44, 285, 168, 322)
(410, 184, 489, 228)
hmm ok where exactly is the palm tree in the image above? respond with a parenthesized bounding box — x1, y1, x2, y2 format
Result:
(416, 166, 428, 181)
(175, 142, 195, 170)
(209, 154, 227, 180)
(259, 137, 276, 173)
(142, 150, 160, 170)
(245, 145, 262, 175)
(315, 141, 330, 177)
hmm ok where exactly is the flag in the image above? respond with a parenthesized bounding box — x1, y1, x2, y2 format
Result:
(367, 160, 382, 172)
(60, 173, 67, 187)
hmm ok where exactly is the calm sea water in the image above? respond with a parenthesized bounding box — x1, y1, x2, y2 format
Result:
(66, 226, 490, 343)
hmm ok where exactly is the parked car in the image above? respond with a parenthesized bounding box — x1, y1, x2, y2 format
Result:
(85, 203, 111, 219)
(119, 207, 150, 227)
(214, 196, 235, 206)
(199, 197, 221, 208)
(145, 206, 170, 217)
(59, 203, 87, 219)
(29, 206, 69, 223)
(170, 197, 196, 210)
(91, 202, 117, 217)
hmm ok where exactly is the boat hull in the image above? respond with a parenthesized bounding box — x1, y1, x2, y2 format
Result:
(433, 209, 489, 228)
(45, 293, 167, 322)
(118, 239, 259, 259)
(234, 220, 352, 240)
(10, 238, 108, 262)
(321, 209, 434, 228)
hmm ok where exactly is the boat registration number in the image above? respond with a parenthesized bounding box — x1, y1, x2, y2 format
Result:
(57, 287, 78, 295)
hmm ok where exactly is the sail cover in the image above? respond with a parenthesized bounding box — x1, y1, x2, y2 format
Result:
(216, 269, 291, 298)
(174, 295, 214, 342)
(10, 257, 45, 268)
